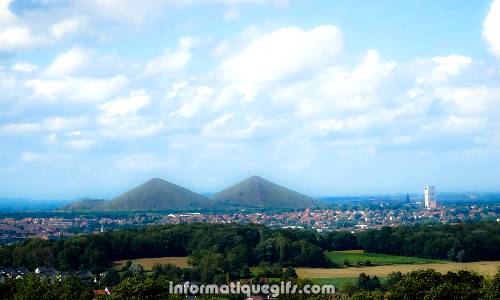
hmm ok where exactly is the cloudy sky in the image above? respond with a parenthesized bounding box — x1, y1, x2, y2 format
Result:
(1, 0, 500, 200)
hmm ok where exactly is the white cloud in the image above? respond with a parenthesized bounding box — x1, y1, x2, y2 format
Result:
(431, 55, 472, 76)
(64, 139, 96, 150)
(50, 18, 83, 39)
(144, 36, 195, 76)
(26, 75, 128, 102)
(44, 47, 94, 76)
(20, 152, 50, 163)
(97, 90, 165, 138)
(169, 0, 288, 6)
(0, 0, 15, 24)
(432, 86, 492, 114)
(12, 62, 39, 72)
(75, 0, 169, 25)
(483, 0, 500, 58)
(417, 55, 472, 84)
(422, 115, 488, 134)
(313, 119, 344, 136)
(100, 89, 150, 118)
(171, 85, 215, 118)
(201, 114, 268, 140)
(0, 123, 41, 135)
(273, 49, 396, 118)
(42, 116, 87, 131)
(0, 26, 44, 51)
(114, 153, 174, 171)
(0, 116, 87, 136)
(221, 25, 344, 83)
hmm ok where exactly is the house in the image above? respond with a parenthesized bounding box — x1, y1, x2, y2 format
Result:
(93, 289, 107, 299)
(35, 266, 58, 278)
(0, 266, 30, 279)
(55, 271, 71, 280)
(78, 270, 94, 281)
(15, 267, 29, 277)
(93, 286, 112, 299)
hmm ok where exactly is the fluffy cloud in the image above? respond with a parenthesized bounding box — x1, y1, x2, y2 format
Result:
(417, 55, 472, 84)
(0, 0, 15, 24)
(50, 18, 84, 39)
(274, 49, 396, 118)
(98, 90, 164, 138)
(483, 0, 500, 58)
(0, 0, 289, 56)
(432, 86, 499, 115)
(221, 25, 344, 83)
(0, 116, 87, 136)
(12, 62, 38, 72)
(74, 0, 169, 25)
(144, 37, 195, 76)
(44, 47, 94, 77)
(2, 17, 500, 196)
(26, 75, 128, 102)
(99, 89, 150, 118)
(0, 26, 45, 51)
(0, 1, 47, 51)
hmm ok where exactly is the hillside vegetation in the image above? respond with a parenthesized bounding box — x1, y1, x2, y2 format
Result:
(213, 175, 322, 208)
(60, 176, 325, 211)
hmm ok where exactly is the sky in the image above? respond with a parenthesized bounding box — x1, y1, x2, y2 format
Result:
(0, 0, 500, 200)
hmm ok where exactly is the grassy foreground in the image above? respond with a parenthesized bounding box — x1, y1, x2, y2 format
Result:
(327, 250, 441, 266)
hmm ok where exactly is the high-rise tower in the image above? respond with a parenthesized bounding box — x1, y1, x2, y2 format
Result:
(424, 186, 437, 209)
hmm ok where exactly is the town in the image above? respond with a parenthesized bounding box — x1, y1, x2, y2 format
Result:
(1, 199, 499, 245)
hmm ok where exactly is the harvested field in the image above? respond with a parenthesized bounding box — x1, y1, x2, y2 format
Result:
(297, 261, 500, 278)
(114, 256, 190, 270)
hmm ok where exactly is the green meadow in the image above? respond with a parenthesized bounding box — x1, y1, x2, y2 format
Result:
(327, 250, 441, 266)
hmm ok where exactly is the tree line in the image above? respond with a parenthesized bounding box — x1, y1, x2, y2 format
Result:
(0, 223, 329, 274)
(0, 221, 499, 274)
(356, 221, 500, 261)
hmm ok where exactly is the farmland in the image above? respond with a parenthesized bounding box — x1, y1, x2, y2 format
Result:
(114, 256, 190, 270)
(296, 260, 500, 278)
(327, 250, 441, 266)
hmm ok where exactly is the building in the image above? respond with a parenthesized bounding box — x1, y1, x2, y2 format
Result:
(424, 186, 437, 209)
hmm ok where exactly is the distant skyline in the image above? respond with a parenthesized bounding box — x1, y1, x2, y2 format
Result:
(1, 0, 500, 200)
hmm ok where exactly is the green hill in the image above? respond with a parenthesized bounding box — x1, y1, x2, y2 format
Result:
(96, 178, 212, 211)
(58, 199, 106, 211)
(212, 176, 323, 208)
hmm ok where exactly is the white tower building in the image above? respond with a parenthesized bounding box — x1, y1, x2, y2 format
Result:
(424, 186, 437, 209)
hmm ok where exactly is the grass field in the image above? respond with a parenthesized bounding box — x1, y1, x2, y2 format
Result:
(310, 277, 359, 288)
(114, 256, 190, 270)
(327, 250, 441, 266)
(296, 260, 500, 279)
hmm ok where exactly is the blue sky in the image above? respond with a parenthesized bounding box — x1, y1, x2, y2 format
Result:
(1, 0, 500, 200)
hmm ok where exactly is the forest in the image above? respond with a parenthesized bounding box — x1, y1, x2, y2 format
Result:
(0, 221, 500, 274)
(0, 269, 498, 299)
(0, 222, 499, 298)
(356, 221, 500, 261)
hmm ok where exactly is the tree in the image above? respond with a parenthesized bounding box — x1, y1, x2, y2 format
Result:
(480, 272, 500, 300)
(282, 267, 298, 279)
(424, 282, 481, 300)
(101, 269, 120, 287)
(387, 269, 443, 300)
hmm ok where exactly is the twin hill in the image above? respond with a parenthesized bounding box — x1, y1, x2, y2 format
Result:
(212, 176, 322, 209)
(60, 176, 324, 211)
(100, 178, 212, 211)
